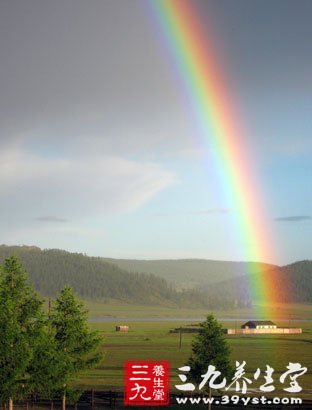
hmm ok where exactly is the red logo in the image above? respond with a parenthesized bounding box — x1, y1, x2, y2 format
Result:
(124, 360, 170, 406)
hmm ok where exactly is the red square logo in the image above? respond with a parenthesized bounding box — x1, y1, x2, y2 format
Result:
(124, 360, 170, 406)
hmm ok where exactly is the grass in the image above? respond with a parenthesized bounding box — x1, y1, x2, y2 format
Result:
(84, 299, 312, 320)
(84, 299, 210, 319)
(74, 314, 312, 401)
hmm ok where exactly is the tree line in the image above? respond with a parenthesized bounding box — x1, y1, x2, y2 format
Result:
(4, 246, 309, 308)
(0, 246, 233, 309)
(203, 260, 312, 304)
(0, 256, 102, 410)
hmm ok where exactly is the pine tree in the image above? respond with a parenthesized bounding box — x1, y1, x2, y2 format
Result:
(0, 256, 43, 409)
(50, 286, 102, 409)
(188, 314, 233, 387)
(27, 323, 67, 404)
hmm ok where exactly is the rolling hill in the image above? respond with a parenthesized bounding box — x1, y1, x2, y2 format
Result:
(0, 245, 310, 308)
(204, 260, 312, 304)
(0, 245, 177, 305)
(103, 258, 276, 289)
(0, 245, 220, 308)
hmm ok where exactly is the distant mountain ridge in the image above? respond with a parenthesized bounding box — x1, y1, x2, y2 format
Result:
(205, 260, 312, 303)
(103, 258, 277, 289)
(0, 245, 177, 305)
(0, 245, 229, 308)
(0, 245, 310, 306)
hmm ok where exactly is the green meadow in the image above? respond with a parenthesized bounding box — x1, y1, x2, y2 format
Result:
(84, 299, 312, 320)
(76, 302, 312, 400)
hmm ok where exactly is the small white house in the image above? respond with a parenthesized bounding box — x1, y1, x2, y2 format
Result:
(226, 320, 301, 335)
(241, 320, 277, 330)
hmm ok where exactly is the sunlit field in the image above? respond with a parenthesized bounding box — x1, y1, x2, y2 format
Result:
(84, 299, 312, 320)
(74, 303, 312, 402)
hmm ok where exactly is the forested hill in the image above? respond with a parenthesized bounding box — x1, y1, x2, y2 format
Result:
(0, 245, 180, 305)
(0, 245, 227, 307)
(103, 258, 276, 289)
(1, 245, 310, 307)
(205, 260, 312, 304)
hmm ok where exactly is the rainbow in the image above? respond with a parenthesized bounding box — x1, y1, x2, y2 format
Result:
(148, 0, 279, 316)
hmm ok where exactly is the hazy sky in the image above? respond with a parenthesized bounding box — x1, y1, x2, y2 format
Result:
(1, 0, 311, 264)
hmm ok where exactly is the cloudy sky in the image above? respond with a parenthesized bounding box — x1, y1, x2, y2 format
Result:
(1, 0, 311, 264)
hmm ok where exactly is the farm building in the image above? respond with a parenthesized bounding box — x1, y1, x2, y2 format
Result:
(226, 320, 302, 335)
(241, 320, 277, 330)
(115, 325, 129, 332)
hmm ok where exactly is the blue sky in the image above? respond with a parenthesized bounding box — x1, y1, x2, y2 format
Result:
(0, 0, 311, 265)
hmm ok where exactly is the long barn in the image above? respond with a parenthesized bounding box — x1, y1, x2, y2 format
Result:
(226, 320, 301, 335)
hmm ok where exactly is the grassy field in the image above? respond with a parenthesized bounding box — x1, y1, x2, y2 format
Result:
(84, 299, 312, 320)
(74, 304, 312, 401)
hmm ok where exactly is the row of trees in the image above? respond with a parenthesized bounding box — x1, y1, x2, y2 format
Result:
(0, 246, 230, 309)
(0, 256, 102, 410)
(0, 246, 181, 304)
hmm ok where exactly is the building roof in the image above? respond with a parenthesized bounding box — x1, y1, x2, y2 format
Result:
(242, 320, 276, 326)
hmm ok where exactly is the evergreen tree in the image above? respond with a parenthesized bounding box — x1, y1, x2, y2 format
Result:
(188, 314, 233, 387)
(27, 323, 67, 403)
(0, 257, 43, 409)
(50, 286, 102, 409)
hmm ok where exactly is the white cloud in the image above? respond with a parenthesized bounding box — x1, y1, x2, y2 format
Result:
(0, 148, 177, 222)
